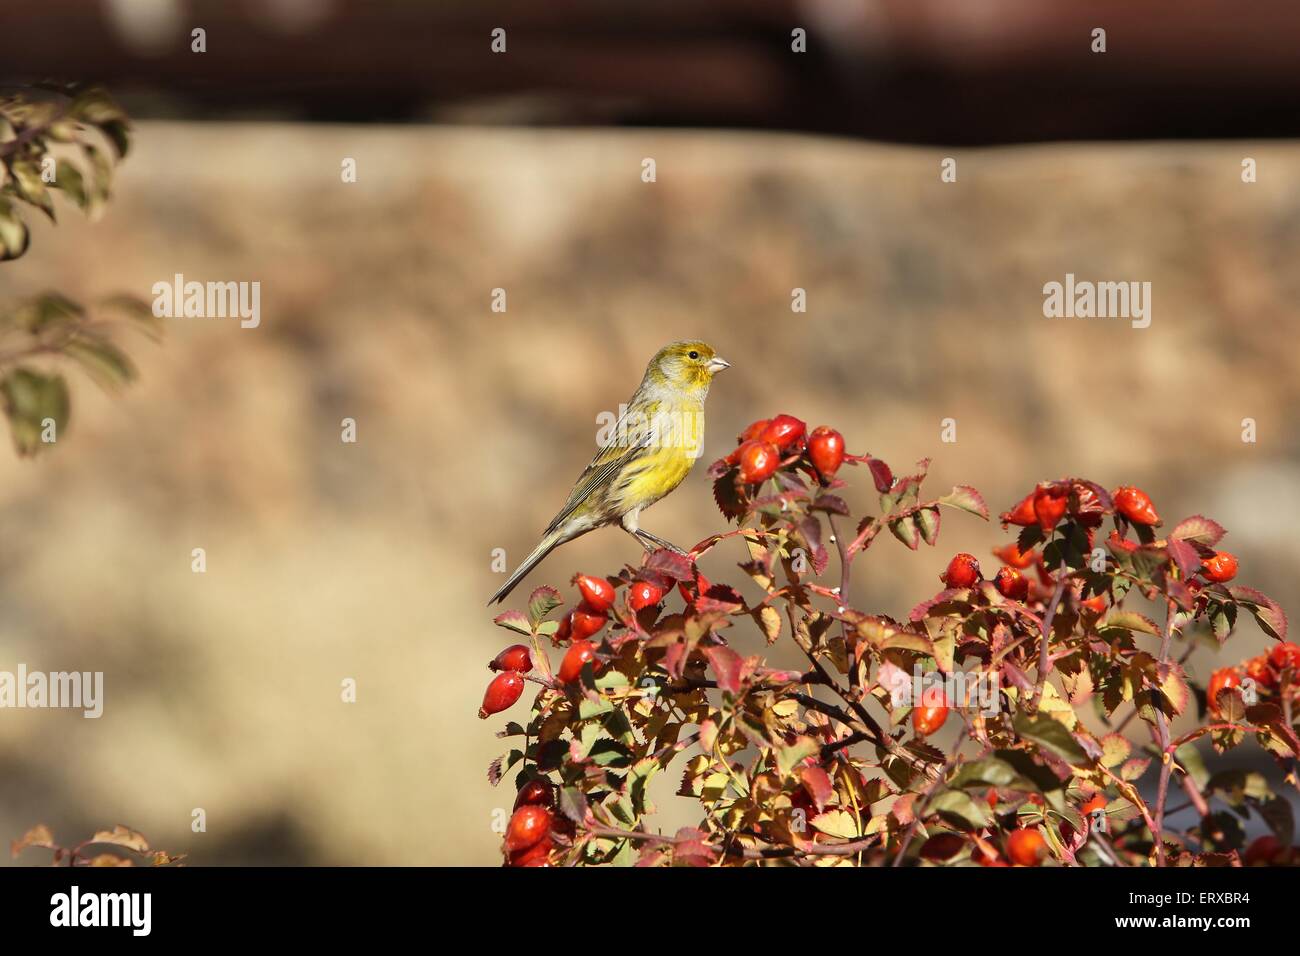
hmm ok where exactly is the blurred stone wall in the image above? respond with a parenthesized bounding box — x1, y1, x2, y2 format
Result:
(0, 123, 1296, 863)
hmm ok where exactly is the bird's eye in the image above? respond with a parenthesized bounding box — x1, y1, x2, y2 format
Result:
(688, 350, 699, 360)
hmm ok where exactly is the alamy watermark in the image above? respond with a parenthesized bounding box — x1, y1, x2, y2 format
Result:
(886, 664, 1002, 717)
(152, 273, 260, 328)
(0, 665, 103, 718)
(1043, 273, 1151, 329)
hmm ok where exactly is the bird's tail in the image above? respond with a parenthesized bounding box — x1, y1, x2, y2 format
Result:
(488, 530, 565, 606)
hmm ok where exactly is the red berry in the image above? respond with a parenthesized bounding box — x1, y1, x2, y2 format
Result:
(558, 639, 598, 684)
(1199, 551, 1238, 584)
(508, 835, 555, 867)
(1268, 642, 1300, 673)
(1081, 793, 1107, 818)
(572, 573, 615, 612)
(1001, 492, 1038, 527)
(1107, 529, 1139, 553)
(568, 603, 607, 640)
(628, 580, 666, 611)
(993, 541, 1037, 569)
(1207, 667, 1242, 715)
(739, 419, 770, 443)
(1005, 828, 1048, 866)
(490, 644, 533, 673)
(994, 566, 1029, 601)
(1245, 654, 1277, 689)
(737, 440, 780, 484)
(553, 613, 572, 644)
(912, 703, 949, 737)
(807, 426, 845, 478)
(1113, 485, 1160, 525)
(1032, 484, 1068, 533)
(479, 671, 524, 719)
(1080, 594, 1107, 615)
(759, 414, 806, 451)
(1243, 835, 1283, 866)
(504, 805, 552, 854)
(514, 777, 556, 810)
(941, 553, 981, 589)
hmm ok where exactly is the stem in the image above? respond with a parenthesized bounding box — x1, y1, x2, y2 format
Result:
(1152, 597, 1177, 866)
(1026, 561, 1069, 714)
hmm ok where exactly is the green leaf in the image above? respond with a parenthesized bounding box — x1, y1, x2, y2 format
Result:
(929, 789, 992, 831)
(527, 585, 562, 626)
(0, 198, 30, 260)
(9, 160, 55, 221)
(889, 514, 920, 550)
(54, 160, 87, 211)
(492, 610, 530, 635)
(1098, 611, 1161, 637)
(916, 506, 940, 546)
(937, 485, 989, 519)
(13, 293, 83, 332)
(774, 735, 820, 778)
(62, 337, 136, 390)
(99, 119, 131, 159)
(948, 756, 1034, 791)
(1013, 713, 1088, 764)
(1174, 742, 1209, 789)
(0, 368, 69, 456)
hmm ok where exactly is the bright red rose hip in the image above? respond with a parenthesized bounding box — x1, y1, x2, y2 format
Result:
(479, 671, 524, 719)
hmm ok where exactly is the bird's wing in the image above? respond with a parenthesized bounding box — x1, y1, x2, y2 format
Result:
(543, 403, 656, 535)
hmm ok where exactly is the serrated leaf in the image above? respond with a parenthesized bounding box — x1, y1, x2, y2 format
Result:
(810, 809, 859, 839)
(916, 506, 940, 546)
(1098, 611, 1161, 636)
(89, 825, 149, 854)
(493, 609, 531, 635)
(937, 485, 989, 519)
(889, 514, 920, 550)
(1228, 586, 1287, 642)
(1099, 733, 1131, 769)
(1169, 515, 1226, 546)
(527, 585, 562, 626)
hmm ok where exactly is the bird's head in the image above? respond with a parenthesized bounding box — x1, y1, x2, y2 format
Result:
(644, 340, 730, 396)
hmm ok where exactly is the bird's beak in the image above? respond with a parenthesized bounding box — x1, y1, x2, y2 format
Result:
(708, 357, 731, 373)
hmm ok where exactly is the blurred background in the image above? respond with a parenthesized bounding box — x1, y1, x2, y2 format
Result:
(0, 0, 1297, 865)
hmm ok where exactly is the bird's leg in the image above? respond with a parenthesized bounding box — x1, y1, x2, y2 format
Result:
(619, 511, 657, 552)
(636, 529, 688, 556)
(622, 524, 656, 553)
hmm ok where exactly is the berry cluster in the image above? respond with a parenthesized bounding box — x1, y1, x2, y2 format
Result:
(722, 413, 847, 486)
(480, 422, 1291, 867)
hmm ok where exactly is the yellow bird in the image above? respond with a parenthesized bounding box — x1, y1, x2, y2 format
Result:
(489, 340, 730, 605)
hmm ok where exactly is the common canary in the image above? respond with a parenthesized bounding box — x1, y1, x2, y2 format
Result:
(488, 340, 729, 605)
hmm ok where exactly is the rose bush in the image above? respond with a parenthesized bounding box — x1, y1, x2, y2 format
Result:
(482, 415, 1294, 867)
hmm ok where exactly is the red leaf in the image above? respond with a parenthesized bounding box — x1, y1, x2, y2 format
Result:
(867, 458, 894, 493)
(1228, 586, 1288, 642)
(799, 765, 834, 812)
(642, 548, 694, 582)
(704, 644, 745, 694)
(1170, 515, 1227, 547)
